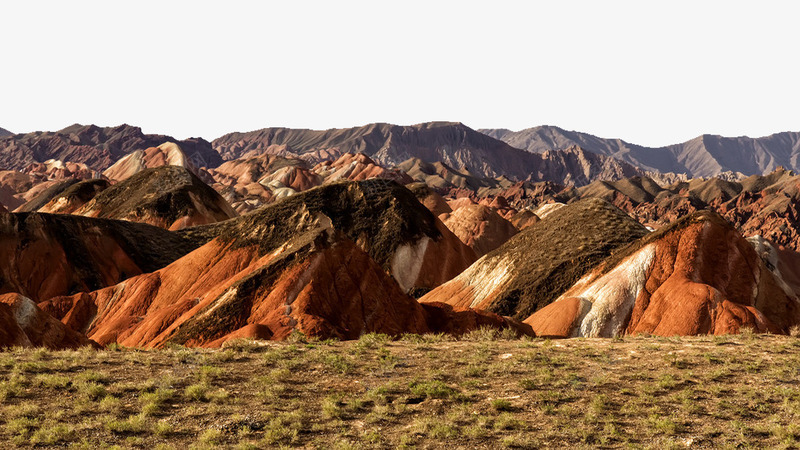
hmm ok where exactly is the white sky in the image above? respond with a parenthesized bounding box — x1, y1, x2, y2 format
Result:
(1, 1, 798, 147)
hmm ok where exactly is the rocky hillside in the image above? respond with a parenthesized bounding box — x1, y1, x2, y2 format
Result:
(482, 125, 800, 178)
(0, 212, 199, 301)
(40, 180, 525, 347)
(526, 211, 800, 337)
(0, 127, 11, 138)
(420, 199, 649, 320)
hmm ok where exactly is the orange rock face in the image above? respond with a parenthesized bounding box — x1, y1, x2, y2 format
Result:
(0, 293, 95, 349)
(0, 213, 198, 301)
(44, 218, 517, 347)
(509, 210, 540, 230)
(408, 183, 452, 217)
(313, 153, 413, 185)
(440, 204, 518, 257)
(525, 211, 800, 337)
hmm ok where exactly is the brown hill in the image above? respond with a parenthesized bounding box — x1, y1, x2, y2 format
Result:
(103, 142, 212, 183)
(440, 204, 518, 257)
(420, 198, 648, 320)
(313, 153, 412, 185)
(0, 170, 40, 210)
(38, 179, 111, 214)
(565, 169, 800, 251)
(14, 179, 83, 212)
(213, 122, 643, 184)
(0, 124, 222, 171)
(75, 166, 237, 230)
(0, 293, 95, 349)
(0, 213, 199, 301)
(526, 211, 800, 337)
(181, 179, 476, 293)
(407, 183, 452, 217)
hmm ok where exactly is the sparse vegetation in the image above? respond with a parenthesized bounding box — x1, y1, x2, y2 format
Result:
(1, 335, 799, 447)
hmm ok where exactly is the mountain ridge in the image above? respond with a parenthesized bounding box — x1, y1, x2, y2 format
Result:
(480, 125, 800, 178)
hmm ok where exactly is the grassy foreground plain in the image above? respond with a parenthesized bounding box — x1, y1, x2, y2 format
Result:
(2, 329, 800, 449)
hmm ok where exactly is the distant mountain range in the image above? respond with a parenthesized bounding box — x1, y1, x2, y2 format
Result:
(4, 122, 800, 183)
(0, 124, 222, 171)
(0, 127, 11, 138)
(211, 122, 643, 184)
(480, 126, 800, 178)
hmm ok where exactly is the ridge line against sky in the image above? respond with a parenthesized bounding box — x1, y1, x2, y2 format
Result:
(1, 0, 798, 147)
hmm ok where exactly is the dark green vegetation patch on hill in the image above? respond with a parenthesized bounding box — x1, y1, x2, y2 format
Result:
(80, 166, 231, 225)
(486, 198, 648, 320)
(15, 179, 81, 212)
(180, 179, 441, 269)
(44, 179, 110, 210)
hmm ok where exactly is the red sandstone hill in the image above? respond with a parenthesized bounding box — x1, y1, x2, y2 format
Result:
(181, 179, 477, 294)
(420, 199, 647, 320)
(439, 204, 518, 257)
(0, 124, 222, 171)
(103, 142, 213, 183)
(0, 293, 95, 349)
(312, 153, 413, 185)
(419, 198, 649, 320)
(526, 211, 800, 337)
(41, 180, 525, 347)
(74, 166, 238, 230)
(0, 213, 199, 301)
(207, 154, 313, 213)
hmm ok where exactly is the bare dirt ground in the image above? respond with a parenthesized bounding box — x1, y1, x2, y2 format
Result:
(1, 330, 799, 449)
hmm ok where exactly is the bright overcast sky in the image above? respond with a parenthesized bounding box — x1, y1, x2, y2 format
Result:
(1, 1, 798, 146)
